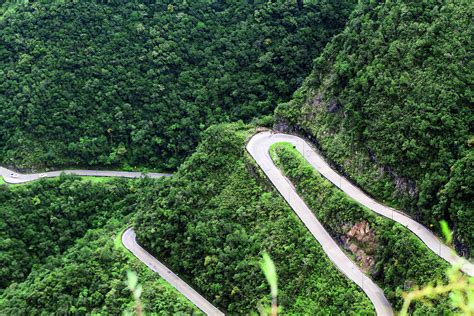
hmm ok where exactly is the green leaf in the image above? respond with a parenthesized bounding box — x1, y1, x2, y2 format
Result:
(439, 220, 452, 244)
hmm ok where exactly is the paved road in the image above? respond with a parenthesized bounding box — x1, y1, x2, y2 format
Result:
(122, 228, 224, 316)
(0, 166, 172, 184)
(0, 166, 222, 314)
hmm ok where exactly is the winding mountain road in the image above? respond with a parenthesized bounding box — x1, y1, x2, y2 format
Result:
(248, 132, 393, 315)
(248, 131, 474, 314)
(2, 131, 472, 315)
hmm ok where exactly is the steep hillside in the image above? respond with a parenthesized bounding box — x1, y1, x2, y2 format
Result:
(135, 123, 374, 314)
(0, 0, 354, 170)
(1, 0, 471, 313)
(271, 142, 451, 313)
(276, 1, 473, 256)
(0, 177, 131, 289)
(0, 221, 199, 315)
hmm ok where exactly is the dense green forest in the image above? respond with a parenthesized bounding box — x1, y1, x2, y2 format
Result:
(271, 142, 452, 313)
(0, 0, 354, 170)
(0, 176, 199, 314)
(0, 0, 472, 314)
(135, 123, 374, 314)
(276, 0, 474, 256)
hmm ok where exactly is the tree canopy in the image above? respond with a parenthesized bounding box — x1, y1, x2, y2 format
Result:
(0, 0, 354, 170)
(0, 177, 198, 314)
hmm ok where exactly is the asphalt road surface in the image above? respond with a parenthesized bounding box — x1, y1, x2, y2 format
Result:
(122, 228, 224, 316)
(248, 131, 474, 313)
(0, 167, 171, 184)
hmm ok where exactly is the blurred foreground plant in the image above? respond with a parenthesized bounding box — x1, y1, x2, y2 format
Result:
(259, 253, 279, 316)
(125, 270, 143, 316)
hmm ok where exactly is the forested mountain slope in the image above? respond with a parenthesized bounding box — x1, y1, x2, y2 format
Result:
(276, 1, 473, 256)
(134, 123, 374, 314)
(0, 0, 354, 170)
(0, 177, 198, 314)
(0, 177, 129, 289)
(271, 142, 451, 313)
(1, 0, 471, 314)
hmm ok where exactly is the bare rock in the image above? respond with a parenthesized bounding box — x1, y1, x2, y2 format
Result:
(394, 175, 417, 197)
(256, 127, 269, 133)
(310, 94, 323, 107)
(369, 148, 418, 198)
(348, 243, 359, 253)
(343, 220, 377, 272)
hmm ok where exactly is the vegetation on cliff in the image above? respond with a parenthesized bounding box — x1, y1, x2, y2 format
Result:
(276, 0, 473, 255)
(271, 142, 452, 313)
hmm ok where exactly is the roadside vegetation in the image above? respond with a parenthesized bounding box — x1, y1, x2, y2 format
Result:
(0, 176, 137, 289)
(270, 142, 452, 313)
(401, 224, 474, 316)
(0, 177, 111, 288)
(0, 218, 199, 314)
(1, 175, 115, 186)
(79, 176, 115, 183)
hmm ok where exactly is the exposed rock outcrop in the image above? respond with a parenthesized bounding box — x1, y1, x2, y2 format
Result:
(341, 220, 377, 272)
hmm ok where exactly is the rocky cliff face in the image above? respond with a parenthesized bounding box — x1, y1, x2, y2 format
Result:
(342, 221, 377, 272)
